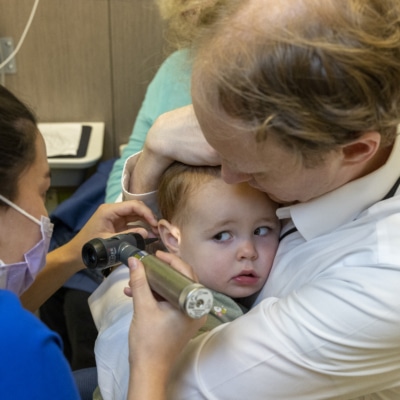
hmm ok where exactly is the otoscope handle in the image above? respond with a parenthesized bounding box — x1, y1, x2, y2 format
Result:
(119, 245, 213, 319)
(82, 234, 213, 319)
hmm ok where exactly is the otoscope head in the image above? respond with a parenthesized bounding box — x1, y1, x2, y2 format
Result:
(82, 233, 146, 270)
(82, 238, 108, 269)
(82, 233, 213, 318)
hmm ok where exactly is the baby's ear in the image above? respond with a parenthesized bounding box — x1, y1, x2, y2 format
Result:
(158, 219, 181, 255)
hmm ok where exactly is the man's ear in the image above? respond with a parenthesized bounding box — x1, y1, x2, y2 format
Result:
(341, 131, 381, 165)
(158, 219, 181, 255)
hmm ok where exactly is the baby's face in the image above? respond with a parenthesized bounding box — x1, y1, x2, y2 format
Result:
(176, 179, 280, 299)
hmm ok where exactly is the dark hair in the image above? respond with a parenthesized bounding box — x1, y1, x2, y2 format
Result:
(0, 85, 38, 204)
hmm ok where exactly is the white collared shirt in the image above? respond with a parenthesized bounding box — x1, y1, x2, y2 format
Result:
(95, 136, 400, 400)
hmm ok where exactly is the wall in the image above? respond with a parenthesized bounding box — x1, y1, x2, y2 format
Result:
(0, 0, 165, 160)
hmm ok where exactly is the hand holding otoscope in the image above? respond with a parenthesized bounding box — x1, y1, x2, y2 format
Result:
(82, 233, 213, 319)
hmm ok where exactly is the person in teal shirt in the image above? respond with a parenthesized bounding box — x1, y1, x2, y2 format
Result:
(105, 0, 237, 203)
(105, 49, 192, 203)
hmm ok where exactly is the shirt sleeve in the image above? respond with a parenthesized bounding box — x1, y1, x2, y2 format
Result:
(0, 291, 80, 400)
(121, 152, 160, 217)
(105, 49, 193, 204)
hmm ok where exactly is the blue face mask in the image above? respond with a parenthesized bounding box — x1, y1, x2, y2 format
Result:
(0, 194, 53, 296)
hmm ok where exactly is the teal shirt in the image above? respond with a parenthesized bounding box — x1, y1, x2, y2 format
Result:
(105, 49, 193, 203)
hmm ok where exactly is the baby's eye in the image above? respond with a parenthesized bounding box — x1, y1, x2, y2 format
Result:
(213, 231, 232, 242)
(254, 226, 270, 236)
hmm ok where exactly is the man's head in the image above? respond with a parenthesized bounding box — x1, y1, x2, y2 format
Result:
(157, 162, 280, 298)
(192, 0, 400, 203)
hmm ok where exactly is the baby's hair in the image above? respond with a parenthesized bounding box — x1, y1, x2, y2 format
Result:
(157, 162, 221, 225)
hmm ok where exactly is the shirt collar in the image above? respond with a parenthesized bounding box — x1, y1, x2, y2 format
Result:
(276, 133, 400, 241)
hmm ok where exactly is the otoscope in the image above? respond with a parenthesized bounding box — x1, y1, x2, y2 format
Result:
(82, 233, 213, 319)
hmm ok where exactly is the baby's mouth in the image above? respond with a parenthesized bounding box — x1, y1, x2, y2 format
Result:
(232, 271, 259, 285)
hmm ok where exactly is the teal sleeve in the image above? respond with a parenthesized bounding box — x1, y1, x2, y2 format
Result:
(105, 49, 193, 203)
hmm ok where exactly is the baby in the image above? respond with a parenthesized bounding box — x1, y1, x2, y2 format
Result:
(90, 162, 280, 400)
(155, 162, 280, 331)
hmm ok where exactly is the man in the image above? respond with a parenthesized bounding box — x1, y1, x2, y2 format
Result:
(97, 0, 400, 398)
